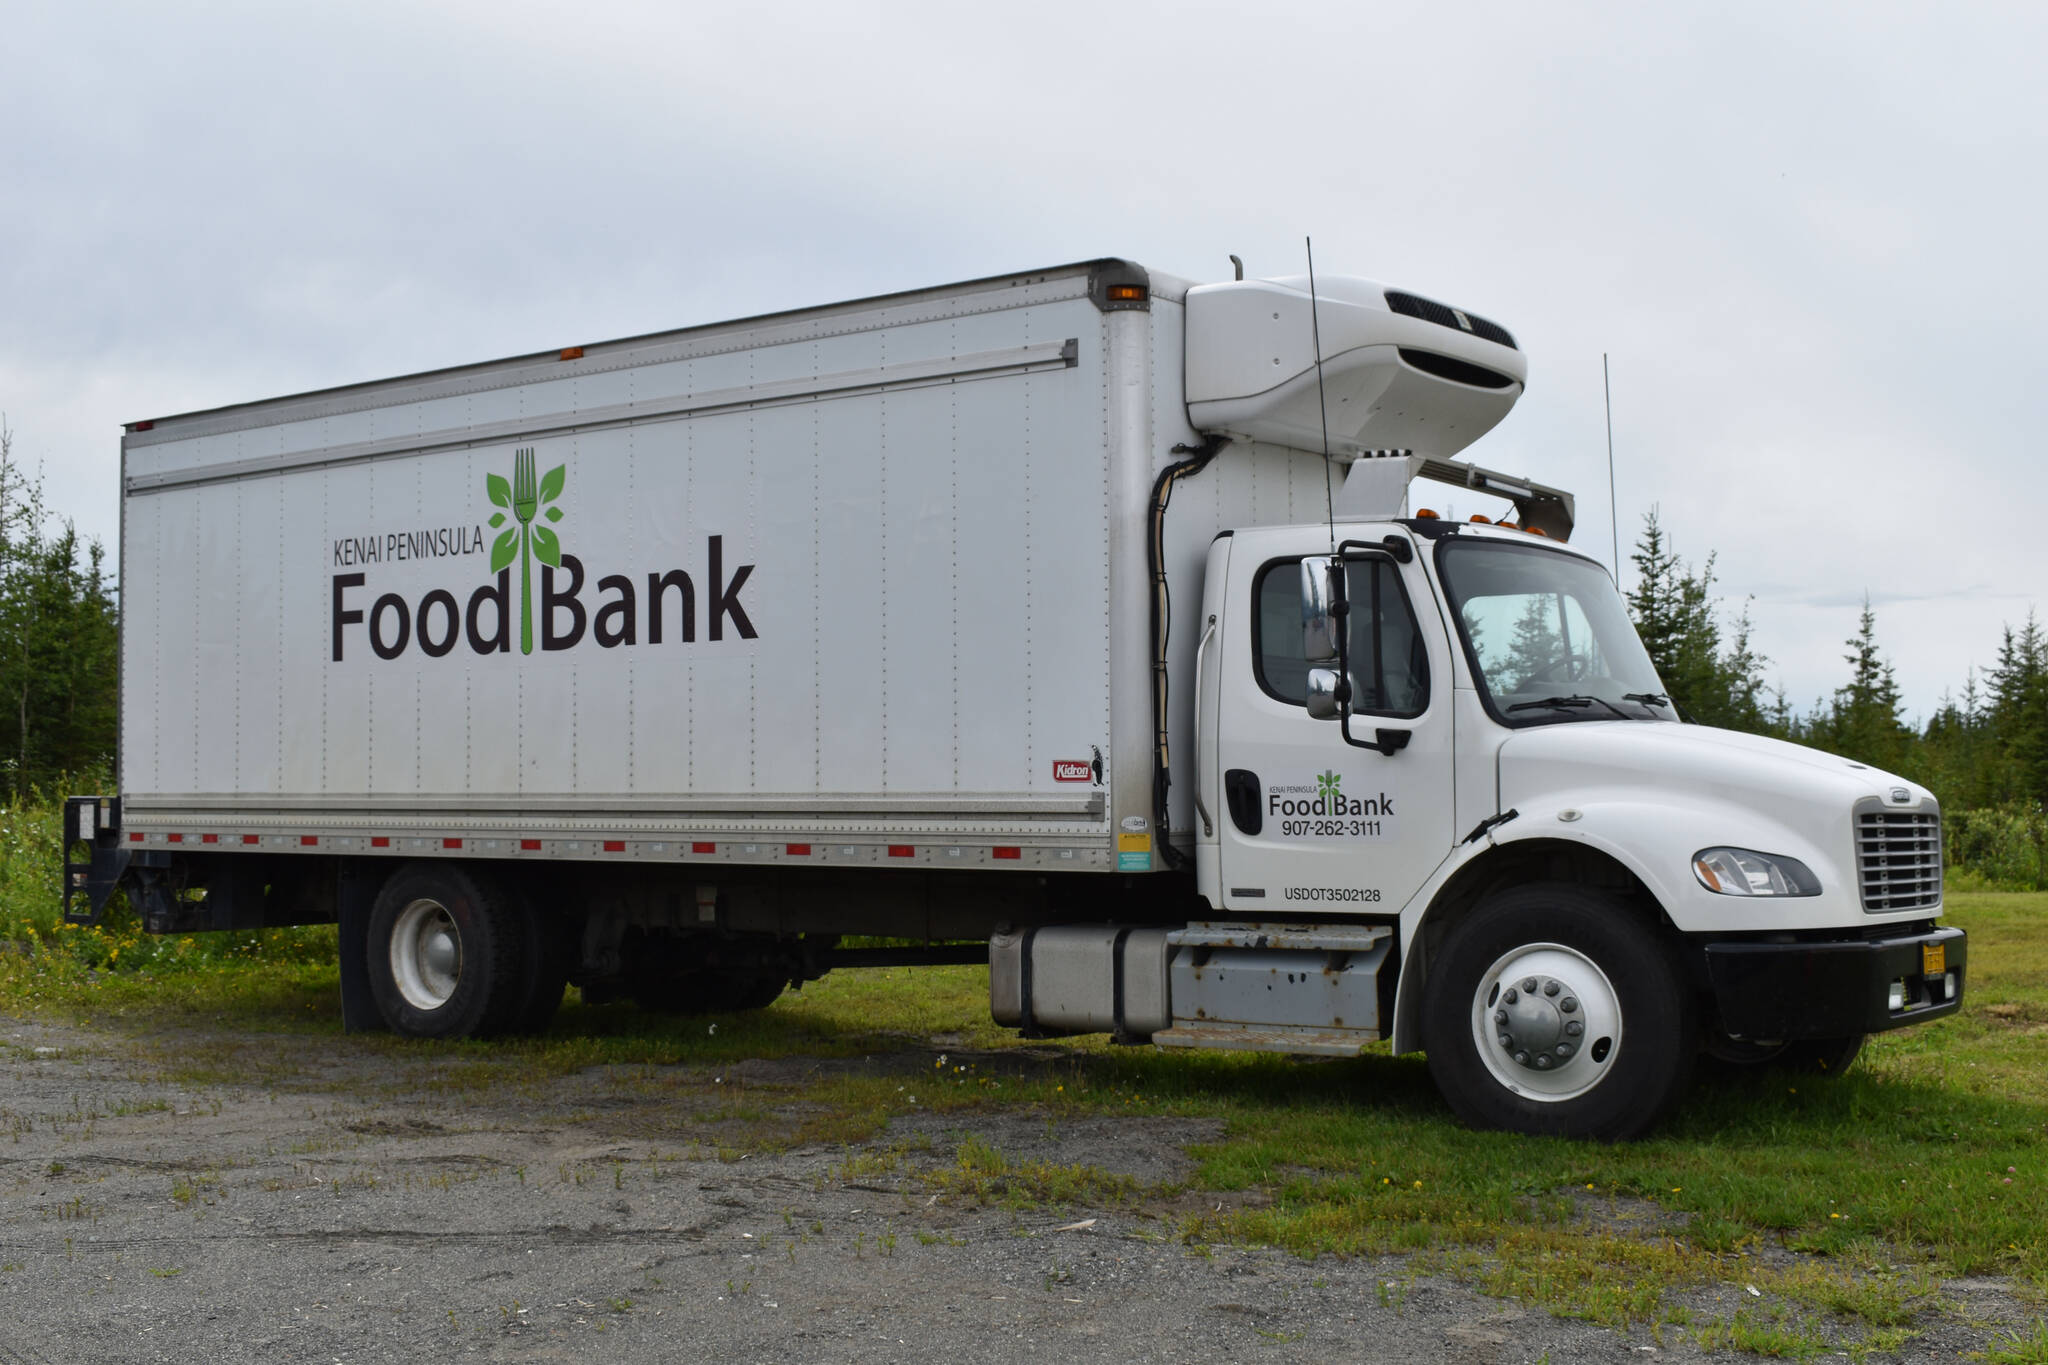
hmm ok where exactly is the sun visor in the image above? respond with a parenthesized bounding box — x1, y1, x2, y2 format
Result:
(1184, 275, 1526, 459)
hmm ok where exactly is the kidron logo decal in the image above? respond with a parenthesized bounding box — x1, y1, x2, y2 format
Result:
(331, 449, 756, 663)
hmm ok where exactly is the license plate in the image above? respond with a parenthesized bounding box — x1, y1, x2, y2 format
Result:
(1922, 942, 1946, 975)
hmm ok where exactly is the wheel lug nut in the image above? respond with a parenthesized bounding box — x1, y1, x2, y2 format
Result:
(1503, 989, 1518, 1004)
(1565, 1020, 1584, 1037)
(1522, 978, 1539, 993)
(1560, 997, 1578, 1013)
(1512, 1051, 1529, 1066)
(1543, 980, 1561, 997)
(1498, 1033, 1514, 1049)
(1533, 1054, 1552, 1069)
(1555, 1043, 1573, 1058)
(1494, 1010, 1508, 1026)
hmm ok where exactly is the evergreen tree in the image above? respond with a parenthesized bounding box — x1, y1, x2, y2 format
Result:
(1505, 593, 1563, 690)
(0, 420, 120, 796)
(1823, 597, 1910, 772)
(1983, 612, 2048, 806)
(1623, 508, 1768, 731)
(1714, 600, 1773, 734)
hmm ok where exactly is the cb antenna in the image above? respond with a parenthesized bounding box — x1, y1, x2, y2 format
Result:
(1306, 236, 1335, 552)
(1603, 352, 1619, 578)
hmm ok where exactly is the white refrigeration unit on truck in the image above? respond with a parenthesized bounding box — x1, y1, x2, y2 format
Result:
(67, 258, 1963, 1139)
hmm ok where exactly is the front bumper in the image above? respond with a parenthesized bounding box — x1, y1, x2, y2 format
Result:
(1702, 925, 1965, 1041)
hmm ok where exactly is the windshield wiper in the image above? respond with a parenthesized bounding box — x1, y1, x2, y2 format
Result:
(1506, 694, 1633, 720)
(1623, 690, 1695, 722)
(1505, 695, 1593, 713)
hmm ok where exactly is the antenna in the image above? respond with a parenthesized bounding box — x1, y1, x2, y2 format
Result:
(1603, 352, 1619, 577)
(1306, 237, 1335, 552)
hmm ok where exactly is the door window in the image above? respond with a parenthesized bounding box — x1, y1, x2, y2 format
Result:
(1254, 558, 1428, 717)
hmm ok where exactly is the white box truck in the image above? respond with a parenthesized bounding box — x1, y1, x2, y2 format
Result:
(67, 258, 1962, 1139)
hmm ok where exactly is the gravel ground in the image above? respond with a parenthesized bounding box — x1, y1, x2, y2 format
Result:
(0, 1015, 2033, 1363)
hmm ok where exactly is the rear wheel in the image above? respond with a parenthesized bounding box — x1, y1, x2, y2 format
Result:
(1421, 883, 1695, 1141)
(501, 879, 568, 1035)
(367, 863, 525, 1039)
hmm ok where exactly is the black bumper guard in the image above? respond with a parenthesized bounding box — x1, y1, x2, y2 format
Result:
(1705, 925, 1966, 1041)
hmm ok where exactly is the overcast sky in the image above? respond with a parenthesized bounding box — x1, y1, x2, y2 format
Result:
(5, 0, 2041, 721)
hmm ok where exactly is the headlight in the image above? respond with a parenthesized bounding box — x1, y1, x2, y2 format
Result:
(1692, 847, 1821, 897)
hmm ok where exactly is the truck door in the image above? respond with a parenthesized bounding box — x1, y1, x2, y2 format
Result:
(1213, 536, 1457, 917)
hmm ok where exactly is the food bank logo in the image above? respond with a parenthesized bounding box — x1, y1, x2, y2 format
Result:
(485, 447, 565, 655)
(331, 448, 756, 663)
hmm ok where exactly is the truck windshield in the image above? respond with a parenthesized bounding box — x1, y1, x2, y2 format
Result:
(1435, 537, 1671, 724)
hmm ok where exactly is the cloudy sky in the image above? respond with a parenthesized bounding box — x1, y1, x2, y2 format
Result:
(5, 0, 2041, 720)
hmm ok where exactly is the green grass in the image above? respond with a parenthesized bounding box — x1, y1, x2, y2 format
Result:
(6, 786, 2045, 1350)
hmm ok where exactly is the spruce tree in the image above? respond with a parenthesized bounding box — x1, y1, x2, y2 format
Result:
(0, 420, 120, 796)
(1825, 597, 1909, 771)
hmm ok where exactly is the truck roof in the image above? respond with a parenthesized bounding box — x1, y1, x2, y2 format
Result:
(126, 257, 1187, 433)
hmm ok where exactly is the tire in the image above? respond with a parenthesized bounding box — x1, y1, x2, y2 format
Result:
(1421, 883, 1695, 1142)
(366, 863, 526, 1039)
(1704, 1032, 1864, 1077)
(1782, 1035, 1864, 1076)
(500, 878, 568, 1036)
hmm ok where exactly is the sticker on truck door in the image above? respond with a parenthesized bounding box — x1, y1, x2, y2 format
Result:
(1266, 771, 1397, 840)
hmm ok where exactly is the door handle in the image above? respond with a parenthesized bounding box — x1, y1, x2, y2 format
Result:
(1224, 769, 1262, 836)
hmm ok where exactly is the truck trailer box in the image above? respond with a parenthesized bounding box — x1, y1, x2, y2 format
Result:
(112, 260, 1329, 871)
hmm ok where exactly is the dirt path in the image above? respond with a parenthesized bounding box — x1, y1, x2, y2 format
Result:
(0, 1015, 2028, 1363)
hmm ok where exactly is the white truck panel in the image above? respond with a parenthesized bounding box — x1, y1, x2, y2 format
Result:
(119, 268, 1160, 859)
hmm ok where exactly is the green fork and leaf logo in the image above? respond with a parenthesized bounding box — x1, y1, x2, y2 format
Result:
(486, 448, 566, 655)
(1316, 770, 1343, 804)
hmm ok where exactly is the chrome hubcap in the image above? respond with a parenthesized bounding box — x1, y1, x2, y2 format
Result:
(1492, 975, 1583, 1069)
(1470, 943, 1620, 1102)
(390, 898, 462, 1011)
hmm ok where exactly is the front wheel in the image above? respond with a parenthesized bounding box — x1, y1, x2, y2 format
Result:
(1421, 883, 1695, 1141)
(1703, 1031, 1864, 1077)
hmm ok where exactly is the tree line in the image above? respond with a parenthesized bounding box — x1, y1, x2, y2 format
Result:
(0, 421, 119, 800)
(1625, 508, 2046, 888)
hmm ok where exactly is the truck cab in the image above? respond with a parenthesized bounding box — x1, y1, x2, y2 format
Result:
(1177, 494, 1958, 1139)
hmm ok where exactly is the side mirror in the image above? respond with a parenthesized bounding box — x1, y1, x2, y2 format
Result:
(1301, 557, 1340, 665)
(1305, 667, 1343, 721)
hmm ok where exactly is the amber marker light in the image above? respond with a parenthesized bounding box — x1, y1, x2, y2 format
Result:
(560, 346, 585, 360)
(1105, 285, 1147, 302)
(1470, 515, 1492, 524)
(1415, 508, 1440, 519)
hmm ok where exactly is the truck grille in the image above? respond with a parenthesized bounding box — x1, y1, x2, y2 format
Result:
(1383, 290, 1518, 350)
(1856, 810, 1941, 913)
